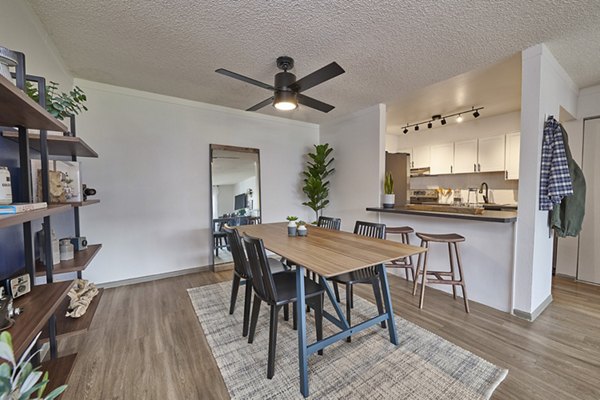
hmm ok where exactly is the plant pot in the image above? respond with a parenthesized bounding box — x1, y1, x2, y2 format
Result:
(0, 47, 18, 81)
(297, 226, 307, 237)
(382, 194, 396, 208)
(287, 221, 297, 236)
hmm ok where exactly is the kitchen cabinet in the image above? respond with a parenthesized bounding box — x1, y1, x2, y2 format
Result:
(453, 139, 478, 173)
(412, 146, 431, 169)
(505, 132, 520, 180)
(430, 143, 454, 175)
(479, 135, 505, 172)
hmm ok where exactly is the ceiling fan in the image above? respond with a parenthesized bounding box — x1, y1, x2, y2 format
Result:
(215, 56, 345, 113)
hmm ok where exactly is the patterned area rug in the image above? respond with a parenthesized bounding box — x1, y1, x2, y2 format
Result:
(188, 282, 507, 399)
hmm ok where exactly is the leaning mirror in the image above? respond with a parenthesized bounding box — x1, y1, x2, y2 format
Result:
(210, 144, 261, 268)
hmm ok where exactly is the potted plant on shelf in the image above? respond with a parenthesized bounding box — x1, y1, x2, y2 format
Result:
(286, 216, 298, 236)
(0, 332, 67, 399)
(297, 221, 308, 237)
(383, 172, 395, 208)
(25, 81, 88, 121)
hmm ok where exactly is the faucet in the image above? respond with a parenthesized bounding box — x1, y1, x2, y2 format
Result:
(479, 182, 489, 204)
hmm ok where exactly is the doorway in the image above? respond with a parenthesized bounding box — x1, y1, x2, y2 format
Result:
(577, 117, 600, 284)
(209, 144, 261, 269)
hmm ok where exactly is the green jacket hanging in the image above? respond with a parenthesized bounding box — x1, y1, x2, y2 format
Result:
(551, 123, 586, 237)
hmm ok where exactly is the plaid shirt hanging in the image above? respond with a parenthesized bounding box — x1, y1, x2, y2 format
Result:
(539, 117, 573, 210)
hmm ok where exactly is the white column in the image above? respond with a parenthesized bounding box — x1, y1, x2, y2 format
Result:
(513, 45, 578, 319)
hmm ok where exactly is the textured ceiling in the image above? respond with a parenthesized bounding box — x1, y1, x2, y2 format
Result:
(27, 0, 600, 124)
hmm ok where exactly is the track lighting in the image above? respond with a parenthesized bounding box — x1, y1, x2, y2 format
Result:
(400, 106, 483, 134)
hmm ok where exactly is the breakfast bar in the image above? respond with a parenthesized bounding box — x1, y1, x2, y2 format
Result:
(368, 206, 518, 312)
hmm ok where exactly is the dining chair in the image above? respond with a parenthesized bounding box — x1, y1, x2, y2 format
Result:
(243, 233, 325, 379)
(317, 216, 342, 231)
(331, 220, 387, 342)
(224, 225, 290, 337)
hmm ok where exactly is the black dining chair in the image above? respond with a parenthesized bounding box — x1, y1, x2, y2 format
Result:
(224, 225, 289, 337)
(331, 220, 387, 342)
(243, 233, 325, 379)
(317, 216, 342, 231)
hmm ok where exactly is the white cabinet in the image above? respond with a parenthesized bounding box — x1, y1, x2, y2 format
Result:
(505, 132, 520, 180)
(453, 139, 478, 173)
(478, 135, 505, 172)
(412, 146, 431, 169)
(430, 143, 454, 175)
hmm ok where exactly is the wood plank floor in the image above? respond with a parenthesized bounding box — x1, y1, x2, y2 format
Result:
(56, 270, 600, 400)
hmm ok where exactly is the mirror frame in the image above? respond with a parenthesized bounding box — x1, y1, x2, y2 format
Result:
(209, 144, 262, 270)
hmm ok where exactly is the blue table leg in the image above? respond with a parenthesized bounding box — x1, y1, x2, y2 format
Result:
(296, 266, 309, 397)
(377, 263, 399, 345)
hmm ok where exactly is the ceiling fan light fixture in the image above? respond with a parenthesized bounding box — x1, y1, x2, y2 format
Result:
(273, 91, 298, 111)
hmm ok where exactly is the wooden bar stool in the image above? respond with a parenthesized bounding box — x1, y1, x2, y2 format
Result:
(385, 226, 416, 281)
(412, 232, 470, 313)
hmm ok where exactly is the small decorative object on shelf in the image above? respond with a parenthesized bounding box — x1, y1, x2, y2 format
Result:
(0, 166, 12, 205)
(0, 46, 18, 80)
(0, 202, 47, 215)
(287, 216, 298, 236)
(9, 274, 31, 299)
(36, 224, 60, 266)
(59, 239, 74, 261)
(69, 236, 88, 251)
(82, 184, 96, 201)
(25, 79, 88, 121)
(383, 172, 395, 208)
(66, 279, 99, 318)
(32, 160, 82, 203)
(0, 332, 68, 399)
(297, 221, 308, 237)
(0, 288, 17, 331)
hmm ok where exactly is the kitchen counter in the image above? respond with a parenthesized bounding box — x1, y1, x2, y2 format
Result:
(367, 206, 517, 223)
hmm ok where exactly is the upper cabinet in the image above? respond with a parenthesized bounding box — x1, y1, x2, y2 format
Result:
(412, 146, 431, 169)
(453, 139, 478, 173)
(430, 143, 454, 175)
(505, 132, 520, 180)
(478, 135, 505, 172)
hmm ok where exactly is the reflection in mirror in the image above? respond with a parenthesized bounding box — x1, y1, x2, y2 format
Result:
(210, 145, 261, 267)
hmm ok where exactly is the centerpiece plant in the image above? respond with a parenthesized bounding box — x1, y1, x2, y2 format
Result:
(302, 144, 334, 223)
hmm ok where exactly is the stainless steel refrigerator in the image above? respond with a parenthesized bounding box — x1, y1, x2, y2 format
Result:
(385, 152, 410, 206)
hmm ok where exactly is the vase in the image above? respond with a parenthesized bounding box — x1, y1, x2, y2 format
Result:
(297, 226, 307, 237)
(287, 221, 297, 236)
(383, 194, 396, 208)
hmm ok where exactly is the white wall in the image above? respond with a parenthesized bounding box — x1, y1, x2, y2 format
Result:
(76, 80, 318, 284)
(214, 185, 234, 217)
(514, 44, 578, 316)
(390, 111, 521, 150)
(320, 104, 386, 231)
(0, 0, 72, 87)
(555, 84, 600, 277)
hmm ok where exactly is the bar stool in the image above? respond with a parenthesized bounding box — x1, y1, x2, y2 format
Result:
(412, 232, 470, 313)
(385, 226, 416, 281)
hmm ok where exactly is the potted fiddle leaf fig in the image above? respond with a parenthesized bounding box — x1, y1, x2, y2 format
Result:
(0, 331, 67, 399)
(383, 172, 395, 208)
(286, 216, 298, 236)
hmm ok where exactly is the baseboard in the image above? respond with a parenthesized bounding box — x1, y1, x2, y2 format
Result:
(554, 273, 575, 279)
(213, 263, 234, 272)
(98, 265, 211, 289)
(513, 294, 553, 321)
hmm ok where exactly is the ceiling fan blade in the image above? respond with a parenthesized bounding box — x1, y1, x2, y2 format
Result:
(297, 94, 335, 113)
(246, 96, 275, 112)
(289, 62, 345, 92)
(215, 68, 275, 91)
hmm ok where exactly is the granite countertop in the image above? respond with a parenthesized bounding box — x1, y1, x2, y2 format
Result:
(367, 206, 518, 223)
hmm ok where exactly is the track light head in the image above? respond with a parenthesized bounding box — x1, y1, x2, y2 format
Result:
(473, 110, 480, 118)
(427, 122, 433, 129)
(403, 127, 408, 134)
(441, 118, 447, 125)
(456, 114, 463, 123)
(414, 125, 419, 131)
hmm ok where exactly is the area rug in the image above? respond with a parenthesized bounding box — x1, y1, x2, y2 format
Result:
(188, 282, 507, 399)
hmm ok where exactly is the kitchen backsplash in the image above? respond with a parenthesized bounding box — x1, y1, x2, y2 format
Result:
(410, 171, 519, 204)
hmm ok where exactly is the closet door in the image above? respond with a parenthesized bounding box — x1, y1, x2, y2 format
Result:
(578, 118, 600, 284)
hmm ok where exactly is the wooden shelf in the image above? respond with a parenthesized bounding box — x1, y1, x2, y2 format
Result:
(0, 204, 71, 229)
(41, 288, 104, 341)
(1, 130, 98, 158)
(40, 354, 77, 397)
(8, 281, 74, 358)
(0, 75, 68, 132)
(36, 244, 102, 277)
(68, 199, 100, 207)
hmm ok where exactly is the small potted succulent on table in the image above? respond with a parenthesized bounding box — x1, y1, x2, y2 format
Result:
(287, 216, 299, 236)
(297, 220, 308, 237)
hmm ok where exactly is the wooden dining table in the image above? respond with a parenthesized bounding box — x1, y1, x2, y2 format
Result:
(237, 222, 426, 397)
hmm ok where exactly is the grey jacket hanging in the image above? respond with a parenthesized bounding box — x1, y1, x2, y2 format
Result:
(551, 123, 586, 237)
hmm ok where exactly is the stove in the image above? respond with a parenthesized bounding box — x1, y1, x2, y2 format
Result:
(409, 189, 439, 204)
